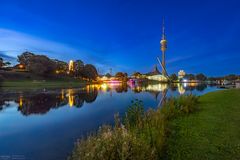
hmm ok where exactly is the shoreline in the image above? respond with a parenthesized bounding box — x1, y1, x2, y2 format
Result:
(68, 89, 240, 159)
(0, 80, 89, 90)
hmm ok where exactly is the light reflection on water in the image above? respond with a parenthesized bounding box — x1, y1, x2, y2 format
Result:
(0, 83, 219, 160)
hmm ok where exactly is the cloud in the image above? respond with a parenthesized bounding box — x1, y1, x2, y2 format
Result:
(0, 28, 117, 71)
(0, 28, 82, 59)
(166, 55, 193, 64)
(0, 51, 16, 59)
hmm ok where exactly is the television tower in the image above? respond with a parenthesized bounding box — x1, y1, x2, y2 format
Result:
(160, 18, 167, 76)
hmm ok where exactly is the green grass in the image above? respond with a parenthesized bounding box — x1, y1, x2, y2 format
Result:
(0, 71, 91, 90)
(167, 89, 240, 160)
(69, 95, 199, 160)
(68, 89, 240, 160)
(0, 80, 87, 90)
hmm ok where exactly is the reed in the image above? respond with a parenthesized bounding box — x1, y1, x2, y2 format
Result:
(69, 95, 199, 160)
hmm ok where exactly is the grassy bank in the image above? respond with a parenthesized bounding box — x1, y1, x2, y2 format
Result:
(167, 89, 240, 160)
(0, 70, 90, 89)
(0, 80, 87, 90)
(69, 95, 199, 160)
(69, 89, 240, 160)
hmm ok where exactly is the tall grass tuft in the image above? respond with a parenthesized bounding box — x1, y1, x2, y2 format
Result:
(69, 95, 199, 160)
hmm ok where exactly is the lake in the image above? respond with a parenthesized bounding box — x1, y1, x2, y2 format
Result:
(0, 83, 220, 160)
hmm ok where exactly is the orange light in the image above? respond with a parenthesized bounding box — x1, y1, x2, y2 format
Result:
(69, 60, 74, 72)
(19, 96, 23, 108)
(68, 89, 74, 107)
(19, 64, 24, 69)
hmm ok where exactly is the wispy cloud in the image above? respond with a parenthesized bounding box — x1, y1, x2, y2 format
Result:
(0, 51, 16, 59)
(0, 28, 82, 60)
(0, 28, 119, 71)
(166, 55, 193, 64)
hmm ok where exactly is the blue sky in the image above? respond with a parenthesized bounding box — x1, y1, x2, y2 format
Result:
(0, 0, 240, 76)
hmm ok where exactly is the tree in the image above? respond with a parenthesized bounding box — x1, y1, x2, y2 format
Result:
(28, 55, 57, 75)
(132, 72, 141, 78)
(195, 73, 207, 81)
(0, 58, 4, 68)
(105, 73, 112, 78)
(225, 74, 238, 81)
(208, 77, 216, 81)
(115, 72, 128, 81)
(170, 73, 178, 81)
(82, 64, 98, 80)
(17, 51, 35, 67)
(4, 61, 11, 67)
(53, 59, 68, 73)
(74, 60, 84, 77)
(115, 72, 125, 78)
(0, 57, 11, 68)
(184, 74, 195, 80)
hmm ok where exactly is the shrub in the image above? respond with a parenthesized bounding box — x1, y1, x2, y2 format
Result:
(69, 118, 157, 160)
(69, 95, 199, 160)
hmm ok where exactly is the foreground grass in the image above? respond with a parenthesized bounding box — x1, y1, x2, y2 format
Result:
(0, 80, 87, 90)
(167, 89, 240, 160)
(69, 95, 199, 160)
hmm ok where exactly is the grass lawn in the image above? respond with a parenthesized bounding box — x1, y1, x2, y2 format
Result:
(167, 89, 240, 160)
(0, 80, 87, 90)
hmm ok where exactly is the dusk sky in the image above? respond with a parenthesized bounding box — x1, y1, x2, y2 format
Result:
(0, 0, 240, 76)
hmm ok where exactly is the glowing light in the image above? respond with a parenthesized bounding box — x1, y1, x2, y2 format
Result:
(178, 85, 186, 95)
(146, 75, 168, 82)
(19, 96, 23, 108)
(178, 70, 186, 79)
(183, 83, 187, 88)
(108, 80, 122, 83)
(19, 64, 24, 69)
(99, 76, 109, 81)
(145, 84, 168, 92)
(68, 89, 74, 107)
(61, 90, 65, 100)
(69, 60, 74, 72)
(101, 83, 108, 91)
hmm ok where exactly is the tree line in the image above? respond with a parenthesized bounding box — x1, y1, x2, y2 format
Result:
(0, 57, 11, 68)
(169, 73, 240, 81)
(1, 52, 98, 80)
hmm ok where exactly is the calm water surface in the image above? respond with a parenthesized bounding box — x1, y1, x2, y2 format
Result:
(0, 83, 220, 160)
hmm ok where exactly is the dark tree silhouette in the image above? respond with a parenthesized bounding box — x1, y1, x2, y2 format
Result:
(17, 51, 35, 67)
(195, 73, 207, 81)
(28, 55, 57, 75)
(82, 64, 98, 80)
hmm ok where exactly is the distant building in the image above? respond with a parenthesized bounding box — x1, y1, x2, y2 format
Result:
(178, 70, 186, 79)
(145, 65, 168, 82)
(236, 81, 240, 89)
(13, 64, 28, 72)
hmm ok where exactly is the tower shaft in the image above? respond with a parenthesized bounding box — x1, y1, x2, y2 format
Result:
(160, 18, 167, 76)
(162, 51, 166, 75)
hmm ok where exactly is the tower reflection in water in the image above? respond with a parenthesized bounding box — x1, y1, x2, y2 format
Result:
(0, 83, 208, 115)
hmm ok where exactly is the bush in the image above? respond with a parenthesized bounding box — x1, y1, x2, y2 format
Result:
(69, 117, 157, 160)
(69, 95, 199, 160)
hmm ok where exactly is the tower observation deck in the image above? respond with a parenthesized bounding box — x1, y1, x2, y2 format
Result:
(160, 19, 167, 76)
